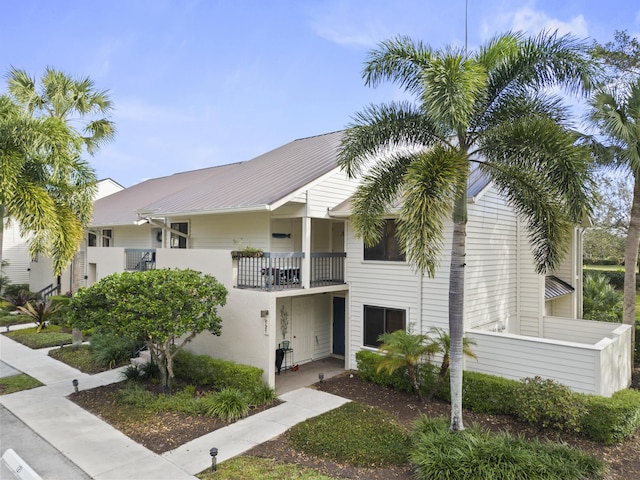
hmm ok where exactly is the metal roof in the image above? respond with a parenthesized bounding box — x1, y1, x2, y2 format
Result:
(91, 131, 345, 226)
(545, 275, 575, 300)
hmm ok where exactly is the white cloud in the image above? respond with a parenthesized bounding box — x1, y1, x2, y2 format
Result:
(482, 4, 588, 39)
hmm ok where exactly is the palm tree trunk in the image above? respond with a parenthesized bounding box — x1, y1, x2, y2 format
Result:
(0, 204, 5, 275)
(449, 186, 468, 432)
(623, 178, 640, 359)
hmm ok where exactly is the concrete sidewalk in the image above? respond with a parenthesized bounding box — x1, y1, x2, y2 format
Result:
(0, 332, 349, 479)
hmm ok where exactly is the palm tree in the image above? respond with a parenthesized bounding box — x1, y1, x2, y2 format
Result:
(5, 67, 115, 292)
(0, 94, 92, 276)
(588, 79, 640, 341)
(338, 32, 594, 431)
(376, 328, 434, 403)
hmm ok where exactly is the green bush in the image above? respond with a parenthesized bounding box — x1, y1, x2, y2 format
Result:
(173, 350, 263, 392)
(513, 376, 586, 432)
(584, 269, 625, 289)
(90, 331, 139, 368)
(580, 389, 640, 444)
(48, 295, 71, 326)
(2, 284, 31, 299)
(355, 350, 412, 393)
(247, 382, 277, 407)
(289, 402, 410, 467)
(203, 387, 249, 421)
(410, 417, 604, 480)
(461, 371, 519, 415)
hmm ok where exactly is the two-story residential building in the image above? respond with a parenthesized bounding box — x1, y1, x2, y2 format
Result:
(29, 131, 632, 396)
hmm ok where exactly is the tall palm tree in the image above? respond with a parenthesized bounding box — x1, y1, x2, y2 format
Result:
(588, 79, 640, 340)
(338, 31, 595, 431)
(6, 67, 115, 291)
(0, 94, 92, 276)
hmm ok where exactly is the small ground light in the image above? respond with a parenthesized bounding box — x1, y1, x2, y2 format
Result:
(72, 379, 79, 393)
(209, 447, 218, 472)
(318, 372, 324, 383)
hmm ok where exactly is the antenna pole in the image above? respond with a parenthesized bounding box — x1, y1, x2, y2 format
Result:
(465, 0, 468, 56)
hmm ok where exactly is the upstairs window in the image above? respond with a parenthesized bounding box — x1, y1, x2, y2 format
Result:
(364, 219, 405, 261)
(88, 229, 112, 247)
(363, 305, 406, 347)
(170, 222, 188, 249)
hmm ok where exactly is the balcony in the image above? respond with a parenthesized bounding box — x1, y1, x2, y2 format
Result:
(124, 249, 156, 271)
(234, 252, 346, 291)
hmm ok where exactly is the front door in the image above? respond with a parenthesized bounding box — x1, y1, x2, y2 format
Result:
(292, 297, 313, 363)
(332, 297, 345, 356)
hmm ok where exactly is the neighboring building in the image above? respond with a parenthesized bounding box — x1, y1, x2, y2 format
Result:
(3, 179, 123, 292)
(31, 132, 632, 396)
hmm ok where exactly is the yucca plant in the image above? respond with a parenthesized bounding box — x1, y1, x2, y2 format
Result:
(17, 298, 62, 332)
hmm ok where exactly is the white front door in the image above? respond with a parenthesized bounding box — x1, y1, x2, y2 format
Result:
(292, 297, 314, 363)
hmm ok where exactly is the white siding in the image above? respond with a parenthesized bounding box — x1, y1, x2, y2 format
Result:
(313, 294, 331, 358)
(2, 224, 31, 286)
(306, 171, 359, 218)
(183, 213, 271, 251)
(468, 321, 632, 397)
(465, 187, 518, 331)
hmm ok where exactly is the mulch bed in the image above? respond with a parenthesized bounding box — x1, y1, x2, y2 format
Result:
(71, 369, 640, 479)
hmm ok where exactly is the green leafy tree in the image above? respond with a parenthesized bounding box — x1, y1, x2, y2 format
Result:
(0, 94, 92, 275)
(6, 67, 115, 346)
(68, 269, 228, 394)
(338, 32, 594, 431)
(376, 328, 434, 403)
(588, 80, 640, 329)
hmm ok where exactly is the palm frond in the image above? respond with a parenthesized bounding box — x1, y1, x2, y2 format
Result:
(363, 36, 433, 96)
(398, 147, 468, 276)
(338, 101, 444, 177)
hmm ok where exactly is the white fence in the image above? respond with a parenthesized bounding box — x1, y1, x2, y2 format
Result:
(467, 317, 632, 397)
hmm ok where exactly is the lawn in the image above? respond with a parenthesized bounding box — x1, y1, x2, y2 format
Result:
(3, 325, 72, 348)
(0, 373, 43, 395)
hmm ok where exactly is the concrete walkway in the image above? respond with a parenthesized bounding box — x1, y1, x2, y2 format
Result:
(0, 332, 350, 479)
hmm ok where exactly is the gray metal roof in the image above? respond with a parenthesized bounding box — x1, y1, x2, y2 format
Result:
(329, 161, 491, 217)
(545, 275, 575, 300)
(91, 131, 345, 226)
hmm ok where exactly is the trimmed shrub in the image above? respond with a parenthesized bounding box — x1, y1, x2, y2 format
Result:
(48, 295, 71, 326)
(580, 389, 640, 444)
(514, 376, 586, 432)
(289, 402, 410, 467)
(462, 371, 519, 415)
(173, 350, 263, 392)
(2, 284, 31, 299)
(355, 349, 412, 393)
(410, 417, 605, 480)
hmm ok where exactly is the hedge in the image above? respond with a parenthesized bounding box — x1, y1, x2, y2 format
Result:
(173, 350, 264, 392)
(355, 349, 413, 393)
(580, 390, 640, 444)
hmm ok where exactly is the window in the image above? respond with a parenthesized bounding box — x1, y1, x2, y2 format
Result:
(364, 219, 405, 261)
(363, 305, 406, 347)
(88, 229, 112, 247)
(170, 222, 188, 249)
(101, 229, 112, 247)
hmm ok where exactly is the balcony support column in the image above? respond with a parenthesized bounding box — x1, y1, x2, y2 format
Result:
(302, 216, 311, 289)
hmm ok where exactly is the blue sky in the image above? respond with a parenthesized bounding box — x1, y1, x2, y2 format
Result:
(2, 0, 639, 187)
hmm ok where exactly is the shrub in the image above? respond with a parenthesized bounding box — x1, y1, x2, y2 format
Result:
(584, 269, 625, 290)
(2, 284, 31, 299)
(582, 272, 623, 322)
(410, 417, 604, 480)
(204, 387, 249, 421)
(355, 350, 412, 393)
(247, 382, 277, 407)
(116, 383, 157, 412)
(580, 389, 640, 444)
(513, 376, 586, 432)
(462, 371, 520, 415)
(173, 350, 263, 392)
(289, 402, 410, 467)
(90, 331, 139, 368)
(4, 289, 37, 310)
(17, 298, 62, 332)
(48, 295, 71, 326)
